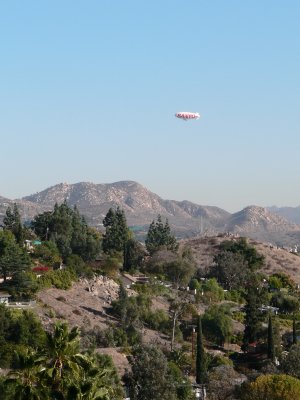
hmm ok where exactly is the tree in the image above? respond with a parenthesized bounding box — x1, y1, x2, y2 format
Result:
(102, 207, 130, 255)
(219, 237, 265, 271)
(282, 343, 300, 378)
(3, 204, 24, 245)
(267, 314, 275, 361)
(202, 304, 233, 347)
(32, 241, 61, 266)
(0, 231, 31, 282)
(242, 374, 300, 400)
(3, 322, 119, 400)
(196, 316, 207, 384)
(208, 365, 246, 400)
(242, 285, 265, 352)
(293, 316, 297, 345)
(4, 349, 48, 400)
(169, 298, 195, 351)
(145, 215, 178, 255)
(123, 239, 145, 271)
(127, 344, 177, 400)
(31, 203, 101, 262)
(212, 251, 249, 290)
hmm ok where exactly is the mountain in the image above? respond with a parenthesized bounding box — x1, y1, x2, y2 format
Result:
(267, 206, 300, 225)
(224, 206, 299, 245)
(0, 180, 299, 246)
(0, 196, 42, 224)
(22, 181, 230, 236)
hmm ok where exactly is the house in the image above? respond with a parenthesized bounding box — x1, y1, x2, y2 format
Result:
(121, 273, 150, 289)
(0, 291, 11, 305)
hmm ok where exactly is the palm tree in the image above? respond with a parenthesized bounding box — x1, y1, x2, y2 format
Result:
(41, 322, 90, 398)
(5, 349, 48, 400)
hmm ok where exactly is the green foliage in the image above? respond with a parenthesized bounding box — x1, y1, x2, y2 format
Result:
(143, 309, 170, 331)
(3, 204, 24, 245)
(242, 285, 265, 351)
(271, 292, 300, 313)
(32, 241, 61, 266)
(101, 253, 123, 277)
(219, 237, 265, 270)
(0, 305, 46, 369)
(36, 268, 76, 290)
(195, 278, 224, 304)
(0, 230, 31, 284)
(145, 215, 178, 255)
(196, 316, 207, 384)
(102, 207, 130, 255)
(189, 278, 201, 291)
(269, 272, 295, 290)
(146, 249, 196, 288)
(267, 314, 275, 361)
(31, 202, 101, 261)
(127, 344, 178, 400)
(212, 251, 250, 290)
(241, 374, 300, 400)
(281, 343, 300, 378)
(2, 322, 121, 400)
(7, 271, 39, 299)
(224, 289, 246, 303)
(207, 353, 233, 369)
(123, 238, 146, 271)
(65, 254, 93, 278)
(202, 304, 233, 346)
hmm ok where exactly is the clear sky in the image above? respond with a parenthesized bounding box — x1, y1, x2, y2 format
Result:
(0, 1, 299, 212)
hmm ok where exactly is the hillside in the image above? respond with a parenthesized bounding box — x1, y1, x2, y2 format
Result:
(182, 234, 300, 283)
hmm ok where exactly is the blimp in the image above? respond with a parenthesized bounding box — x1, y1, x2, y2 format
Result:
(175, 111, 200, 121)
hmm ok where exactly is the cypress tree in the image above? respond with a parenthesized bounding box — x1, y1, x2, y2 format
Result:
(293, 315, 297, 345)
(267, 314, 275, 361)
(196, 316, 207, 384)
(242, 284, 263, 351)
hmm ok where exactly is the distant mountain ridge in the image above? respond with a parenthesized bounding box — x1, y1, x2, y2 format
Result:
(0, 180, 300, 246)
(267, 206, 300, 225)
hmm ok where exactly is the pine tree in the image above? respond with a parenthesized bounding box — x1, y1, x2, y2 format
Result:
(145, 215, 178, 255)
(267, 314, 275, 361)
(102, 207, 130, 255)
(3, 203, 24, 245)
(196, 316, 207, 384)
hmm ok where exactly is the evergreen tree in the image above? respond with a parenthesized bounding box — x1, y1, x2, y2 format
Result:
(267, 314, 275, 361)
(31, 203, 101, 262)
(123, 239, 145, 271)
(3, 204, 24, 245)
(0, 231, 31, 281)
(128, 344, 177, 400)
(102, 207, 130, 255)
(145, 215, 178, 255)
(242, 285, 264, 351)
(293, 316, 297, 345)
(196, 316, 207, 384)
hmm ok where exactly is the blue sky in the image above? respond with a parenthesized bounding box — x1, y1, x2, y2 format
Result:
(0, 1, 299, 212)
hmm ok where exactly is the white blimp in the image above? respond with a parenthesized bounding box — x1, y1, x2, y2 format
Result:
(175, 111, 200, 121)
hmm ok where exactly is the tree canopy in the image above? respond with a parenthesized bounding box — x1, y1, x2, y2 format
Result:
(145, 215, 178, 255)
(31, 202, 101, 261)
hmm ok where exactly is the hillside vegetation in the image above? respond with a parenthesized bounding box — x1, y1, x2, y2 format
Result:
(2, 203, 300, 399)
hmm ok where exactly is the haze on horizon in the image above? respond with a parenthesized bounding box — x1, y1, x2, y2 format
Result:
(0, 1, 299, 213)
